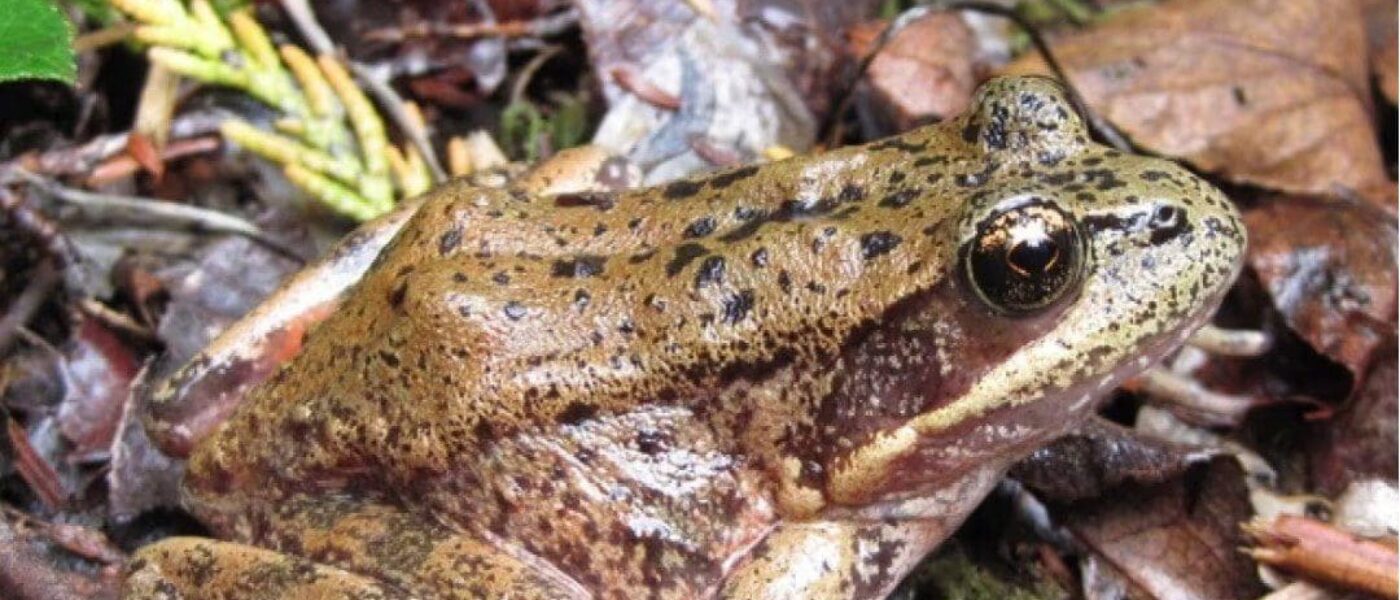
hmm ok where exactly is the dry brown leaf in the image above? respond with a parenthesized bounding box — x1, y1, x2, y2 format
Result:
(1005, 0, 1393, 210)
(1308, 339, 1398, 496)
(1358, 0, 1398, 104)
(56, 318, 138, 459)
(1062, 456, 1266, 600)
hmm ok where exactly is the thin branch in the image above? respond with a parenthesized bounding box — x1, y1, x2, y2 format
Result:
(821, 1, 1138, 153)
(0, 260, 59, 358)
(363, 8, 579, 43)
(7, 169, 301, 260)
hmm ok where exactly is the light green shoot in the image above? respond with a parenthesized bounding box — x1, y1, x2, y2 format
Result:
(109, 0, 423, 221)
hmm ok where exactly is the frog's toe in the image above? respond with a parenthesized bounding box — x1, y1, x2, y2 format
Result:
(123, 537, 393, 599)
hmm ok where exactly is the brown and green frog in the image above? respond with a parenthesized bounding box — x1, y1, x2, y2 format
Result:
(124, 77, 1245, 599)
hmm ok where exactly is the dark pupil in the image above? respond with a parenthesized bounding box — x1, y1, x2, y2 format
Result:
(965, 203, 1083, 314)
(1007, 236, 1058, 276)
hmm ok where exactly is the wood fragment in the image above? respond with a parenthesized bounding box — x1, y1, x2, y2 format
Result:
(1245, 515, 1399, 598)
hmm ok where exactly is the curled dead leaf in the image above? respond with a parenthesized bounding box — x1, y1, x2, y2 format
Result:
(1243, 195, 1398, 384)
(1005, 0, 1393, 210)
(1061, 456, 1266, 600)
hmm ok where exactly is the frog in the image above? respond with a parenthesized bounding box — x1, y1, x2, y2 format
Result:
(123, 76, 1245, 599)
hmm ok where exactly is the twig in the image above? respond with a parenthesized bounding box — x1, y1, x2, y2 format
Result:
(0, 185, 73, 267)
(278, 0, 447, 183)
(7, 112, 225, 180)
(88, 135, 221, 186)
(364, 8, 579, 43)
(510, 45, 564, 106)
(0, 261, 59, 358)
(77, 298, 156, 343)
(8, 169, 300, 260)
(73, 22, 138, 53)
(820, 1, 1138, 153)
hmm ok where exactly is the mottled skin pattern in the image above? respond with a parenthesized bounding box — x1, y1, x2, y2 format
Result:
(124, 77, 1245, 599)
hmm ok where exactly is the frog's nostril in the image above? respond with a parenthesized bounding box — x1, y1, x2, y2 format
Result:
(1147, 204, 1189, 244)
(1150, 205, 1179, 228)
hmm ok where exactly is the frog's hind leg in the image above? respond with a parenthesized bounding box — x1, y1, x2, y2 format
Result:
(125, 536, 396, 599)
(261, 494, 584, 598)
(127, 494, 584, 599)
(127, 493, 584, 599)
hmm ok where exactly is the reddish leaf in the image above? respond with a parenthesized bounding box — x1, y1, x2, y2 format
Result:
(1307, 339, 1398, 496)
(6, 417, 66, 510)
(44, 522, 125, 565)
(56, 318, 139, 458)
(610, 65, 681, 110)
(0, 515, 118, 600)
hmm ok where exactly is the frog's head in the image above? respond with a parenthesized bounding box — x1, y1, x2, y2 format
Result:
(820, 77, 1245, 509)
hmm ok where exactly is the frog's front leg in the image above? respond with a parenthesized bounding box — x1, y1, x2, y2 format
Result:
(721, 465, 1004, 599)
(126, 493, 585, 599)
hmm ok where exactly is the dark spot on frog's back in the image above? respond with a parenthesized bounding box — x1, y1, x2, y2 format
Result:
(708, 165, 759, 189)
(695, 256, 726, 288)
(557, 402, 599, 425)
(666, 243, 710, 277)
(1082, 168, 1128, 190)
(684, 216, 717, 238)
(553, 191, 616, 211)
(438, 226, 463, 255)
(1141, 170, 1172, 182)
(879, 189, 919, 208)
(721, 289, 756, 324)
(663, 179, 704, 200)
(550, 255, 607, 278)
(870, 137, 927, 154)
(388, 281, 408, 308)
(860, 231, 902, 260)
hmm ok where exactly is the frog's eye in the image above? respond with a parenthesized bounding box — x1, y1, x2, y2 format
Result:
(964, 201, 1085, 314)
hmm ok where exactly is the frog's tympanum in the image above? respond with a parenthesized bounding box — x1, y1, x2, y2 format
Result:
(125, 77, 1244, 599)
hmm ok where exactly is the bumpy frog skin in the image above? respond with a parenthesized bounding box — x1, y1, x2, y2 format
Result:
(124, 77, 1244, 599)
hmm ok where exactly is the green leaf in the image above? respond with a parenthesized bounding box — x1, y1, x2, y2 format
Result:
(0, 0, 77, 84)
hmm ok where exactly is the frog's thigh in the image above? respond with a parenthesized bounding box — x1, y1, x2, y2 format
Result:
(259, 495, 582, 599)
(124, 537, 394, 599)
